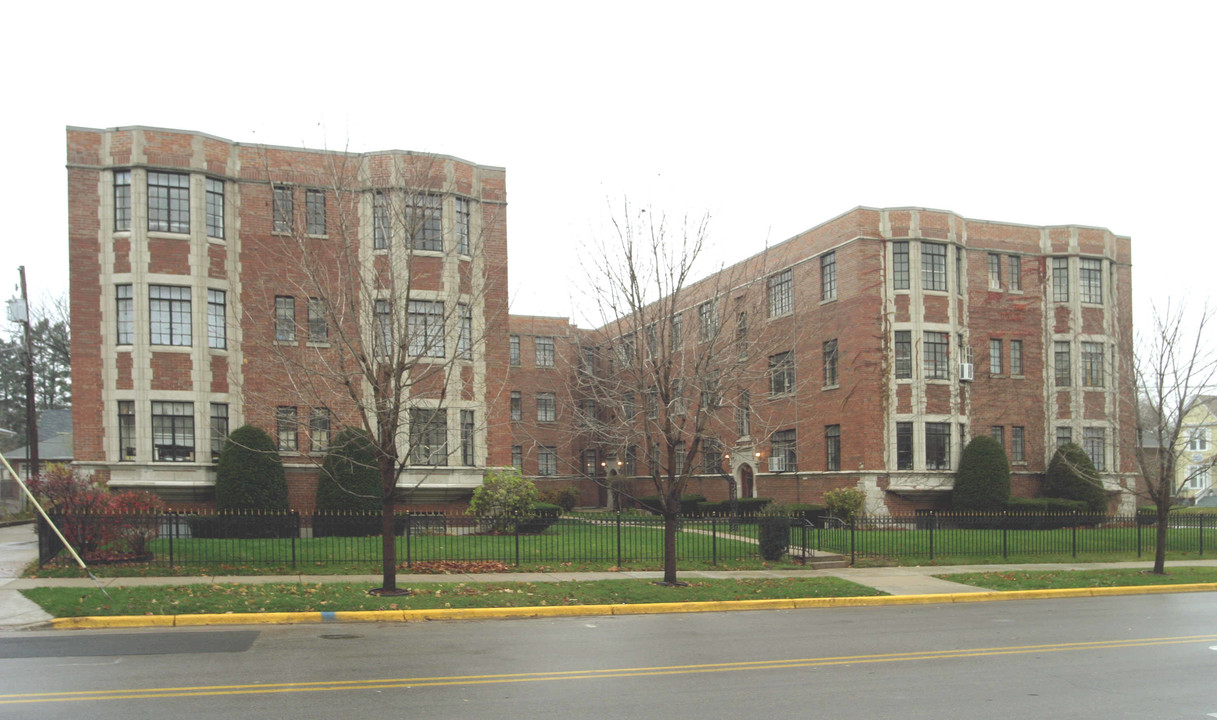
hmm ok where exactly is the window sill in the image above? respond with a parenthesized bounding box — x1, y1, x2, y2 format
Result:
(307, 234, 329, 240)
(306, 342, 331, 349)
(147, 231, 191, 240)
(206, 236, 226, 245)
(149, 344, 193, 353)
(819, 297, 837, 306)
(822, 384, 840, 391)
(274, 340, 298, 347)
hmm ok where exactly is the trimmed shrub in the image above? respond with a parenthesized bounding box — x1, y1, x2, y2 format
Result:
(215, 425, 288, 513)
(470, 468, 539, 533)
(787, 503, 828, 524)
(757, 512, 791, 561)
(29, 465, 165, 560)
(824, 487, 867, 521)
(1003, 497, 1094, 528)
(516, 502, 563, 534)
(637, 494, 706, 516)
(699, 497, 773, 516)
(1043, 443, 1107, 514)
(952, 436, 1011, 512)
(187, 512, 298, 539)
(316, 428, 381, 514)
(537, 486, 580, 512)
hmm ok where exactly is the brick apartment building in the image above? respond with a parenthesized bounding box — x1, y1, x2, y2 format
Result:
(67, 127, 1135, 514)
(506, 208, 1136, 515)
(67, 126, 510, 509)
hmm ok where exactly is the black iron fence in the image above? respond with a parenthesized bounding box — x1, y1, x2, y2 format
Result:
(36, 510, 812, 569)
(815, 511, 1214, 564)
(34, 510, 1215, 570)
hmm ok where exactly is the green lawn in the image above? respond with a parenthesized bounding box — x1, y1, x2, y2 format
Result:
(937, 566, 1217, 591)
(30, 519, 786, 577)
(21, 577, 886, 617)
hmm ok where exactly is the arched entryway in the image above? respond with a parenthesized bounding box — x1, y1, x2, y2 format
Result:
(739, 464, 755, 499)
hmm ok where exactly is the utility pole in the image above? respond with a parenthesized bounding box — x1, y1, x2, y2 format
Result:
(18, 266, 37, 481)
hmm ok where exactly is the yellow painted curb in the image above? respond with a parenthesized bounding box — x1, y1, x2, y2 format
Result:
(43, 582, 1217, 630)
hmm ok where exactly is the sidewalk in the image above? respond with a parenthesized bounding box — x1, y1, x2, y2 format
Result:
(4, 522, 1216, 630)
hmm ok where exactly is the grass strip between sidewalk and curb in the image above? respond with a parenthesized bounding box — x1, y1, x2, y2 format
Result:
(22, 577, 882, 620)
(935, 566, 1217, 590)
(41, 582, 1217, 630)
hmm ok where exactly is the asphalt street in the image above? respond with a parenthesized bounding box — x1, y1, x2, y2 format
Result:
(2, 593, 1214, 719)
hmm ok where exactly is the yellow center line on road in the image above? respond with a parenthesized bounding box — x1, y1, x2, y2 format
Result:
(5, 634, 1215, 705)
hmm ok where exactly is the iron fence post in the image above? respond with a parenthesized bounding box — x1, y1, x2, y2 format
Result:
(616, 511, 622, 568)
(1136, 515, 1142, 558)
(850, 520, 856, 565)
(514, 516, 521, 567)
(802, 521, 808, 565)
(406, 513, 412, 568)
(711, 516, 717, 566)
(1201, 513, 1206, 557)
(1002, 511, 1008, 560)
(168, 511, 175, 567)
(1072, 512, 1078, 559)
(291, 512, 298, 570)
(929, 511, 935, 562)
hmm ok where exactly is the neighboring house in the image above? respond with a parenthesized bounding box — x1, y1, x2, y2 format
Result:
(1174, 396, 1217, 502)
(1, 408, 74, 511)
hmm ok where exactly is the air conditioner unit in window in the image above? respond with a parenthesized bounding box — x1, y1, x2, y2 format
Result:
(959, 362, 974, 382)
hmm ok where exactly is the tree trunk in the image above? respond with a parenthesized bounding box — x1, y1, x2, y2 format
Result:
(662, 510, 679, 584)
(1152, 501, 1169, 574)
(379, 464, 398, 593)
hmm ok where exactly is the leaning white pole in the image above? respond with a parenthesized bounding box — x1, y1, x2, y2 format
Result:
(0, 452, 92, 574)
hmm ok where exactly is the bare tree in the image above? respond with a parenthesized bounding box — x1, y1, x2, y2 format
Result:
(237, 148, 504, 594)
(577, 202, 805, 585)
(0, 294, 71, 453)
(1129, 301, 1217, 574)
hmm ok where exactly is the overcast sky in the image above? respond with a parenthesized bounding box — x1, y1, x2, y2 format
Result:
(4, 1, 1213, 335)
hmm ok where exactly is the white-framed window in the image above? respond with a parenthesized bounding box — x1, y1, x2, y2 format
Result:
(921, 242, 947, 292)
(116, 284, 134, 345)
(150, 285, 191, 346)
(118, 401, 136, 462)
(310, 408, 330, 453)
(924, 331, 949, 380)
(990, 338, 1003, 375)
(988, 253, 1002, 290)
(892, 241, 910, 290)
(769, 351, 795, 395)
(407, 300, 445, 357)
(207, 289, 226, 349)
(148, 171, 190, 233)
(373, 191, 391, 249)
(1080, 258, 1103, 304)
(275, 296, 296, 342)
(764, 267, 793, 318)
(209, 403, 229, 463)
(895, 422, 913, 470)
(152, 401, 194, 462)
(276, 406, 298, 452)
(509, 335, 520, 366)
(699, 300, 717, 342)
(306, 189, 326, 235)
(1083, 427, 1106, 471)
(512, 445, 523, 471)
(535, 336, 555, 366)
(1008, 255, 1021, 291)
(1052, 257, 1070, 302)
(1186, 465, 1211, 491)
(373, 300, 392, 356)
(308, 298, 328, 343)
(1054, 341, 1071, 386)
(770, 429, 796, 472)
(457, 304, 472, 359)
(1012, 426, 1025, 462)
(823, 339, 838, 387)
(537, 392, 556, 423)
(821, 252, 837, 301)
(1081, 342, 1105, 387)
(409, 408, 448, 466)
(538, 446, 557, 476)
(1010, 339, 1023, 375)
(825, 425, 840, 470)
(206, 178, 225, 239)
(510, 391, 521, 421)
(114, 170, 132, 232)
(1187, 427, 1210, 452)
(460, 410, 474, 465)
(456, 197, 471, 255)
(925, 422, 951, 470)
(273, 185, 293, 233)
(407, 194, 442, 251)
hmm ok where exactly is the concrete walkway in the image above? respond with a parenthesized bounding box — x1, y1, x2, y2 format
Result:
(3, 522, 1216, 630)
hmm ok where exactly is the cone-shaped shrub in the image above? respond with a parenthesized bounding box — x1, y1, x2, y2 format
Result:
(953, 435, 1011, 512)
(1044, 442, 1107, 514)
(316, 428, 381, 513)
(215, 424, 288, 512)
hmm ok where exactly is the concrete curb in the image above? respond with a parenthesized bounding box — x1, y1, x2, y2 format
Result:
(47, 582, 1217, 630)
